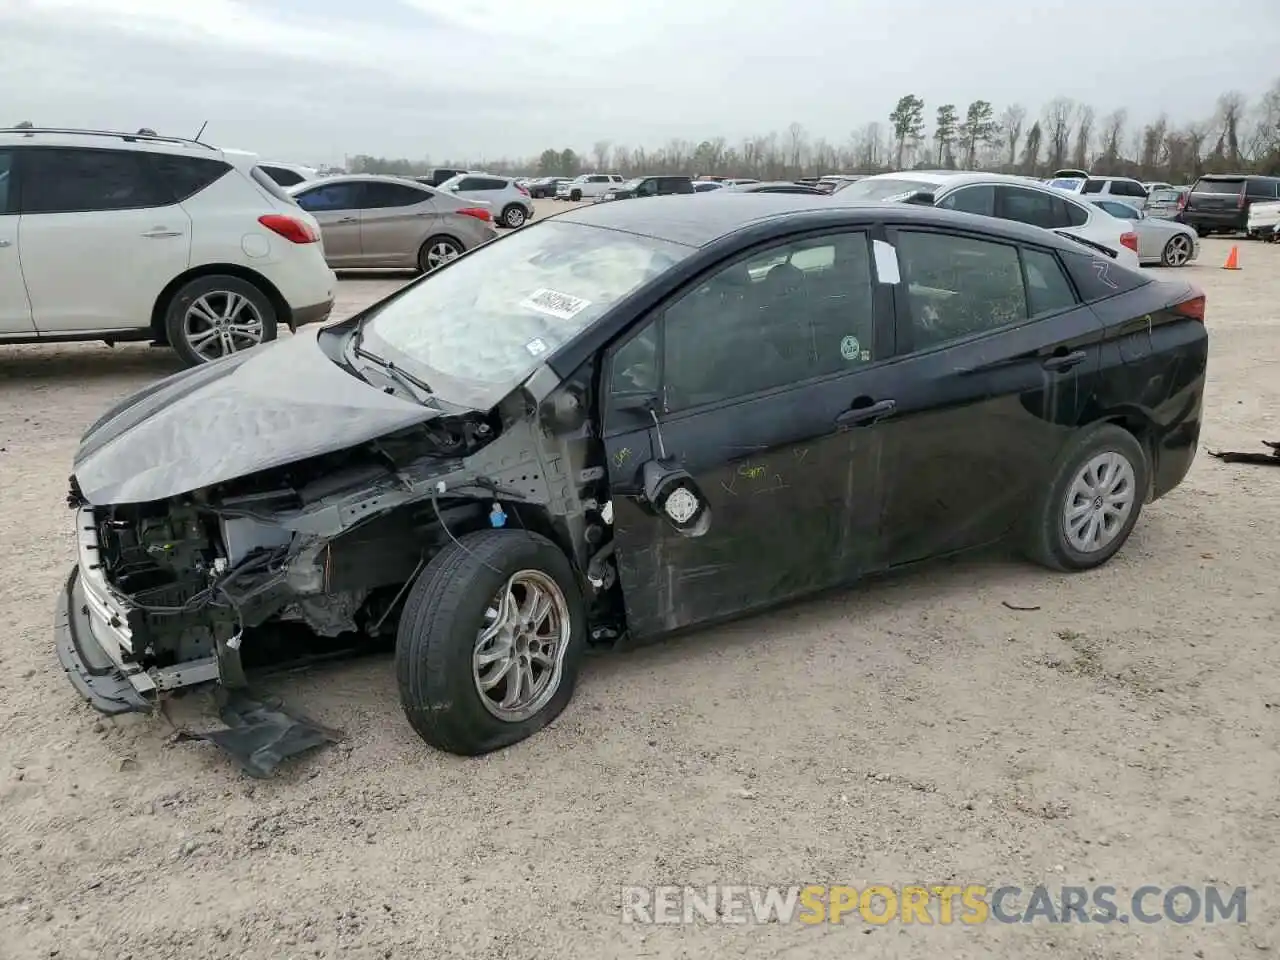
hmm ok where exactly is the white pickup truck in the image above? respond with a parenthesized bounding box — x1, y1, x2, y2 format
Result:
(1247, 199, 1280, 239)
(556, 173, 623, 201)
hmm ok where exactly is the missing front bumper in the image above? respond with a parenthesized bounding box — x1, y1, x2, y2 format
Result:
(55, 567, 153, 715)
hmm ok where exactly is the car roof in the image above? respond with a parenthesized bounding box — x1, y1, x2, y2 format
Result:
(288, 173, 427, 190)
(554, 192, 1095, 252)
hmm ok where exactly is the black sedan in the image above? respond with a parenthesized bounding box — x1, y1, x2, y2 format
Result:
(718, 180, 827, 195)
(56, 195, 1207, 770)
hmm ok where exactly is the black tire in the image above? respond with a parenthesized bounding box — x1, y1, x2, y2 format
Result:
(417, 236, 463, 273)
(1195, 226, 1211, 238)
(1160, 233, 1193, 267)
(395, 529, 587, 756)
(500, 204, 528, 228)
(1023, 424, 1148, 572)
(569, 189, 582, 202)
(163, 274, 277, 368)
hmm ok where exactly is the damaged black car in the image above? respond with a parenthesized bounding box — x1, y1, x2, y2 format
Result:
(56, 195, 1208, 760)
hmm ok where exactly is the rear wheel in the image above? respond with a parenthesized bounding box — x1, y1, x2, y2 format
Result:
(1160, 233, 1193, 267)
(163, 274, 276, 367)
(1195, 226, 1211, 238)
(501, 204, 527, 228)
(570, 189, 582, 202)
(418, 236, 463, 273)
(395, 530, 586, 755)
(1023, 425, 1148, 572)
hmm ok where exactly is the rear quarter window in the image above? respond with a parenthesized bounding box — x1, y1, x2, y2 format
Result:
(1058, 248, 1149, 302)
(150, 154, 232, 202)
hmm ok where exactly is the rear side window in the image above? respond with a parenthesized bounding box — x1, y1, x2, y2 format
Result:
(1058, 248, 1149, 302)
(997, 186, 1073, 229)
(896, 231, 1028, 351)
(1112, 180, 1147, 198)
(1193, 178, 1243, 195)
(1063, 200, 1088, 226)
(1246, 179, 1279, 198)
(20, 147, 171, 214)
(937, 184, 995, 217)
(150, 154, 232, 202)
(1081, 179, 1107, 194)
(251, 166, 299, 206)
(363, 182, 429, 207)
(1022, 248, 1077, 317)
(1098, 200, 1139, 220)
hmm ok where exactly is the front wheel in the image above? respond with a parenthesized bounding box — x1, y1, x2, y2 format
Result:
(1161, 232, 1194, 267)
(1023, 425, 1148, 572)
(569, 189, 582, 202)
(395, 530, 587, 755)
(164, 274, 277, 367)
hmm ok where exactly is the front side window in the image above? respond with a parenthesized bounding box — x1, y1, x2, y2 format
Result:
(361, 220, 691, 408)
(293, 181, 364, 212)
(897, 230, 1028, 351)
(20, 147, 170, 214)
(1081, 179, 1107, 194)
(937, 184, 995, 217)
(652, 231, 876, 412)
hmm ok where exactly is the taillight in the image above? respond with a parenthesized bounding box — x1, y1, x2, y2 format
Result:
(1176, 192, 1188, 211)
(517, 185, 530, 196)
(457, 207, 492, 222)
(258, 214, 318, 244)
(1173, 291, 1206, 322)
(1120, 231, 1139, 253)
(1237, 191, 1247, 209)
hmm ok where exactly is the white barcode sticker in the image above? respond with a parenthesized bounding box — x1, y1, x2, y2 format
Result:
(520, 288, 592, 320)
(525, 337, 548, 356)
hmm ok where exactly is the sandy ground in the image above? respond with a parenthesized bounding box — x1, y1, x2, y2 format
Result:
(1, 203, 1278, 959)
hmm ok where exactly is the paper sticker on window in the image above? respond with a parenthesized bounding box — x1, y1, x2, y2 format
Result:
(872, 239, 901, 284)
(520, 288, 592, 320)
(525, 337, 548, 356)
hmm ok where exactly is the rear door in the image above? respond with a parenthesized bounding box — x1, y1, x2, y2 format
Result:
(871, 223, 1105, 566)
(0, 148, 34, 336)
(602, 226, 896, 637)
(292, 181, 365, 266)
(449, 175, 506, 208)
(16, 146, 192, 334)
(358, 180, 437, 267)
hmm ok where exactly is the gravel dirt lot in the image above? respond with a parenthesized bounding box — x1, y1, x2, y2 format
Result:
(2, 202, 1278, 959)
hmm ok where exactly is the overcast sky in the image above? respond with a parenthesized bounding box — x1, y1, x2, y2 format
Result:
(3, 0, 1277, 166)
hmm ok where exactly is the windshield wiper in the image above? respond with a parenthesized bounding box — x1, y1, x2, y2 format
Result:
(349, 326, 434, 401)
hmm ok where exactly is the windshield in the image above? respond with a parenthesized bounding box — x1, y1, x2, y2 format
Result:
(623, 178, 645, 188)
(834, 177, 934, 201)
(359, 221, 692, 408)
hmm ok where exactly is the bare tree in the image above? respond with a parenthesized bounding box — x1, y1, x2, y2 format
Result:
(1043, 97, 1074, 169)
(1096, 109, 1128, 170)
(1139, 115, 1168, 174)
(1021, 121, 1043, 174)
(1072, 105, 1095, 170)
(1215, 91, 1247, 166)
(786, 122, 808, 174)
(591, 140, 612, 171)
(1000, 104, 1026, 169)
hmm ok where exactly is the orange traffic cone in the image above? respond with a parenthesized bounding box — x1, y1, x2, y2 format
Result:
(1223, 245, 1241, 270)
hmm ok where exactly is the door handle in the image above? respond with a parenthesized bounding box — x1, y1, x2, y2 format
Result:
(1043, 349, 1087, 372)
(337, 217, 357, 223)
(141, 229, 182, 238)
(836, 398, 896, 426)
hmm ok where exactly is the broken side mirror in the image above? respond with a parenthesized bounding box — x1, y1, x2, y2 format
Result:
(641, 458, 711, 537)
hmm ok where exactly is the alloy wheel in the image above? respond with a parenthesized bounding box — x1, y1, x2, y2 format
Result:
(472, 570, 572, 723)
(426, 240, 461, 270)
(182, 291, 265, 362)
(505, 206, 527, 228)
(1164, 234, 1192, 266)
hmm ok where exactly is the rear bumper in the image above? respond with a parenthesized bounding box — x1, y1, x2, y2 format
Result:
(55, 567, 153, 715)
(289, 297, 334, 331)
(1183, 210, 1246, 231)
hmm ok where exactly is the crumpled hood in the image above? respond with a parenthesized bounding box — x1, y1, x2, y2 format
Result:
(73, 328, 436, 505)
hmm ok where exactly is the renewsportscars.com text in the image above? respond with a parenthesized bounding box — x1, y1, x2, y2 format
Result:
(621, 884, 1247, 926)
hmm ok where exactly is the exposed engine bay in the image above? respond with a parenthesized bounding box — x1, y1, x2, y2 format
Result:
(63, 380, 625, 718)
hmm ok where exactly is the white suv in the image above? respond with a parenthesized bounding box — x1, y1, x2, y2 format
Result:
(0, 128, 335, 367)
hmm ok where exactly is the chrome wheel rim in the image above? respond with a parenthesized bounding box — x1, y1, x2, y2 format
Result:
(425, 241, 460, 270)
(183, 291, 264, 361)
(505, 207, 526, 227)
(1165, 234, 1191, 266)
(473, 570, 571, 723)
(1062, 451, 1136, 554)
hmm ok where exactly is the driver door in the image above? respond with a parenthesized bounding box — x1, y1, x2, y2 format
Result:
(601, 227, 898, 639)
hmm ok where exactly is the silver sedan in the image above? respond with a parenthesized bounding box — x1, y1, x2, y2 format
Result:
(1086, 197, 1199, 267)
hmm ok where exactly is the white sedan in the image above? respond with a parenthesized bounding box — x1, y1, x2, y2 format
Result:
(1083, 197, 1200, 267)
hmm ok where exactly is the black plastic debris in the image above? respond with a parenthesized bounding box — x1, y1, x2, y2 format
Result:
(1208, 440, 1280, 466)
(173, 689, 344, 778)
